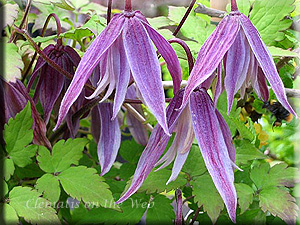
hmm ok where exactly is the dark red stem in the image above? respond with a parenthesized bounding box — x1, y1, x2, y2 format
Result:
(168, 38, 194, 74)
(125, 0, 132, 11)
(107, 0, 113, 24)
(231, 0, 238, 11)
(173, 0, 196, 36)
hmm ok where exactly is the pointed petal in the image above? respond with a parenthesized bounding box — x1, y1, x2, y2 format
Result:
(253, 66, 269, 102)
(54, 14, 125, 130)
(63, 45, 81, 67)
(181, 15, 240, 108)
(224, 31, 250, 113)
(239, 14, 296, 116)
(215, 109, 235, 163)
(214, 63, 223, 106)
(122, 17, 169, 135)
(97, 103, 121, 175)
(91, 105, 101, 143)
(141, 20, 182, 94)
(27, 44, 55, 90)
(40, 56, 65, 123)
(189, 89, 237, 222)
(112, 37, 131, 119)
(116, 90, 184, 204)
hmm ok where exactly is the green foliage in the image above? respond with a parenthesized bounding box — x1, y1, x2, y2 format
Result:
(138, 168, 187, 194)
(4, 102, 37, 167)
(250, 0, 295, 45)
(146, 194, 175, 225)
(2, 203, 19, 225)
(36, 174, 61, 203)
(37, 138, 88, 173)
(235, 140, 266, 165)
(191, 174, 224, 223)
(235, 183, 254, 214)
(57, 166, 115, 209)
(9, 186, 61, 224)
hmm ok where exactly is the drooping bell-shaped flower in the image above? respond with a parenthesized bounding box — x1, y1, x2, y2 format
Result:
(181, 0, 296, 116)
(1, 78, 51, 149)
(116, 87, 237, 222)
(54, 4, 182, 135)
(27, 42, 85, 136)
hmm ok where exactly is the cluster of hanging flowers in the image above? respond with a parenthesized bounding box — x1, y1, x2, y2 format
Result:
(52, 0, 296, 222)
(4, 0, 296, 222)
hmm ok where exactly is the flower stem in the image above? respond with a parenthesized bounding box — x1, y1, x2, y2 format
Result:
(173, 0, 196, 37)
(22, 13, 62, 82)
(107, 0, 113, 24)
(125, 0, 132, 11)
(13, 25, 95, 91)
(231, 0, 238, 11)
(168, 38, 194, 73)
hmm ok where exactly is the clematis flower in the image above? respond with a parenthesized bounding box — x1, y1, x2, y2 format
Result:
(54, 5, 182, 135)
(181, 0, 296, 116)
(116, 88, 237, 222)
(27, 43, 85, 136)
(1, 78, 51, 149)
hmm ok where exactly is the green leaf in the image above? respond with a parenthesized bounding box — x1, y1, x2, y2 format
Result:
(249, 0, 295, 45)
(250, 162, 300, 189)
(227, 0, 251, 16)
(3, 41, 24, 82)
(235, 183, 254, 214)
(4, 102, 37, 167)
(146, 194, 175, 225)
(37, 138, 88, 173)
(181, 144, 207, 177)
(237, 208, 266, 225)
(14, 163, 45, 179)
(2, 203, 19, 225)
(70, 192, 149, 225)
(119, 139, 144, 163)
(138, 168, 187, 194)
(3, 157, 15, 181)
(33, 0, 75, 11)
(259, 187, 298, 224)
(57, 166, 115, 209)
(36, 174, 61, 203)
(267, 46, 299, 57)
(250, 162, 270, 190)
(9, 186, 60, 224)
(235, 140, 266, 165)
(191, 174, 224, 223)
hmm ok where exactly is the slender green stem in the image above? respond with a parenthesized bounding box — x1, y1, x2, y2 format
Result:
(231, 0, 238, 11)
(173, 0, 196, 37)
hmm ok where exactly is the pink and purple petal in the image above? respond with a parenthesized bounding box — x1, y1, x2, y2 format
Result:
(240, 14, 296, 116)
(142, 20, 182, 94)
(181, 15, 240, 108)
(97, 103, 121, 176)
(189, 89, 237, 222)
(122, 17, 169, 135)
(54, 14, 125, 130)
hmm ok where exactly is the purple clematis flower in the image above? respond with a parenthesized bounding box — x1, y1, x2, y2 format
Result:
(181, 0, 296, 116)
(116, 87, 238, 222)
(54, 8, 182, 135)
(27, 43, 85, 137)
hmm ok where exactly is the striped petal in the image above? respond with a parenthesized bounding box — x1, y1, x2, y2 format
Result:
(116, 90, 184, 204)
(97, 103, 121, 176)
(54, 14, 125, 130)
(122, 17, 169, 135)
(141, 17, 182, 94)
(224, 31, 250, 113)
(189, 88, 237, 222)
(181, 14, 240, 108)
(240, 14, 296, 116)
